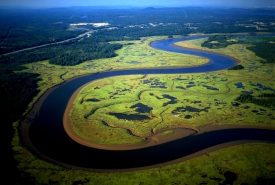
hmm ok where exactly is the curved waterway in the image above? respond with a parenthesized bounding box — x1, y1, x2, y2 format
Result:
(21, 35, 275, 171)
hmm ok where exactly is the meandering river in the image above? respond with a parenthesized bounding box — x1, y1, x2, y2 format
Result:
(21, 35, 275, 171)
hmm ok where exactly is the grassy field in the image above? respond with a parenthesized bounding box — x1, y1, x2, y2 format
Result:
(14, 35, 275, 184)
(70, 36, 275, 144)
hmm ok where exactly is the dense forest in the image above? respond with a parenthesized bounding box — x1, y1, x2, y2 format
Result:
(247, 42, 275, 63)
(0, 7, 274, 184)
(0, 37, 122, 67)
(1, 72, 40, 185)
(0, 7, 274, 54)
(49, 41, 122, 66)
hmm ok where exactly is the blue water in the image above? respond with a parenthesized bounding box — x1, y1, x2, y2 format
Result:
(235, 82, 245, 89)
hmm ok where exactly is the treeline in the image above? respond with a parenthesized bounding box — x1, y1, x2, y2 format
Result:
(49, 39, 122, 66)
(246, 42, 275, 63)
(97, 26, 194, 41)
(236, 93, 275, 108)
(201, 35, 235, 49)
(0, 72, 40, 185)
(0, 37, 123, 66)
(198, 24, 260, 34)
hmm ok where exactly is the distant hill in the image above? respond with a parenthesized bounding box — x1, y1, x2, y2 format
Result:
(144, 7, 156, 10)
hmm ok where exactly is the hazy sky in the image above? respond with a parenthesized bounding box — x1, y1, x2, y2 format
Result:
(0, 0, 274, 7)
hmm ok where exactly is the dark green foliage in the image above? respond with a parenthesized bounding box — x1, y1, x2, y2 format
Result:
(247, 42, 275, 63)
(201, 35, 235, 49)
(236, 94, 254, 103)
(0, 72, 40, 185)
(0, 7, 274, 55)
(0, 38, 123, 66)
(0, 73, 40, 123)
(258, 93, 275, 97)
(96, 26, 193, 41)
(48, 40, 122, 66)
(236, 93, 275, 108)
(228, 65, 244, 70)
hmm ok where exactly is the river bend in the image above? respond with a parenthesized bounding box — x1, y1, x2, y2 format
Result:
(21, 36, 275, 171)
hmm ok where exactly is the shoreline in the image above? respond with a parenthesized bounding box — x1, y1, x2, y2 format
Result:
(170, 43, 242, 65)
(63, 117, 275, 172)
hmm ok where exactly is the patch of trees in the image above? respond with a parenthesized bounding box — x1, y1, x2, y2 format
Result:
(246, 42, 275, 63)
(228, 65, 244, 70)
(201, 35, 235, 49)
(236, 93, 275, 108)
(48, 39, 122, 66)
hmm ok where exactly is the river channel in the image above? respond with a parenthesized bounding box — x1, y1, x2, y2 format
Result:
(21, 35, 275, 171)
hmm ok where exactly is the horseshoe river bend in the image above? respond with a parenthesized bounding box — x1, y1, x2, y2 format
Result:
(20, 35, 275, 172)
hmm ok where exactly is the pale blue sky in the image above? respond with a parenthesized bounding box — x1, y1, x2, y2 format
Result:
(0, 0, 274, 7)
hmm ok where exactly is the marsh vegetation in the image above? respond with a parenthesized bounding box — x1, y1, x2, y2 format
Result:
(69, 35, 275, 145)
(1, 6, 274, 184)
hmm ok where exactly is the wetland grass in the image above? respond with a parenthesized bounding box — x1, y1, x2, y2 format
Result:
(17, 35, 275, 184)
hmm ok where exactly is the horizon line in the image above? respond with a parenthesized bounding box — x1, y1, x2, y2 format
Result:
(0, 5, 275, 9)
